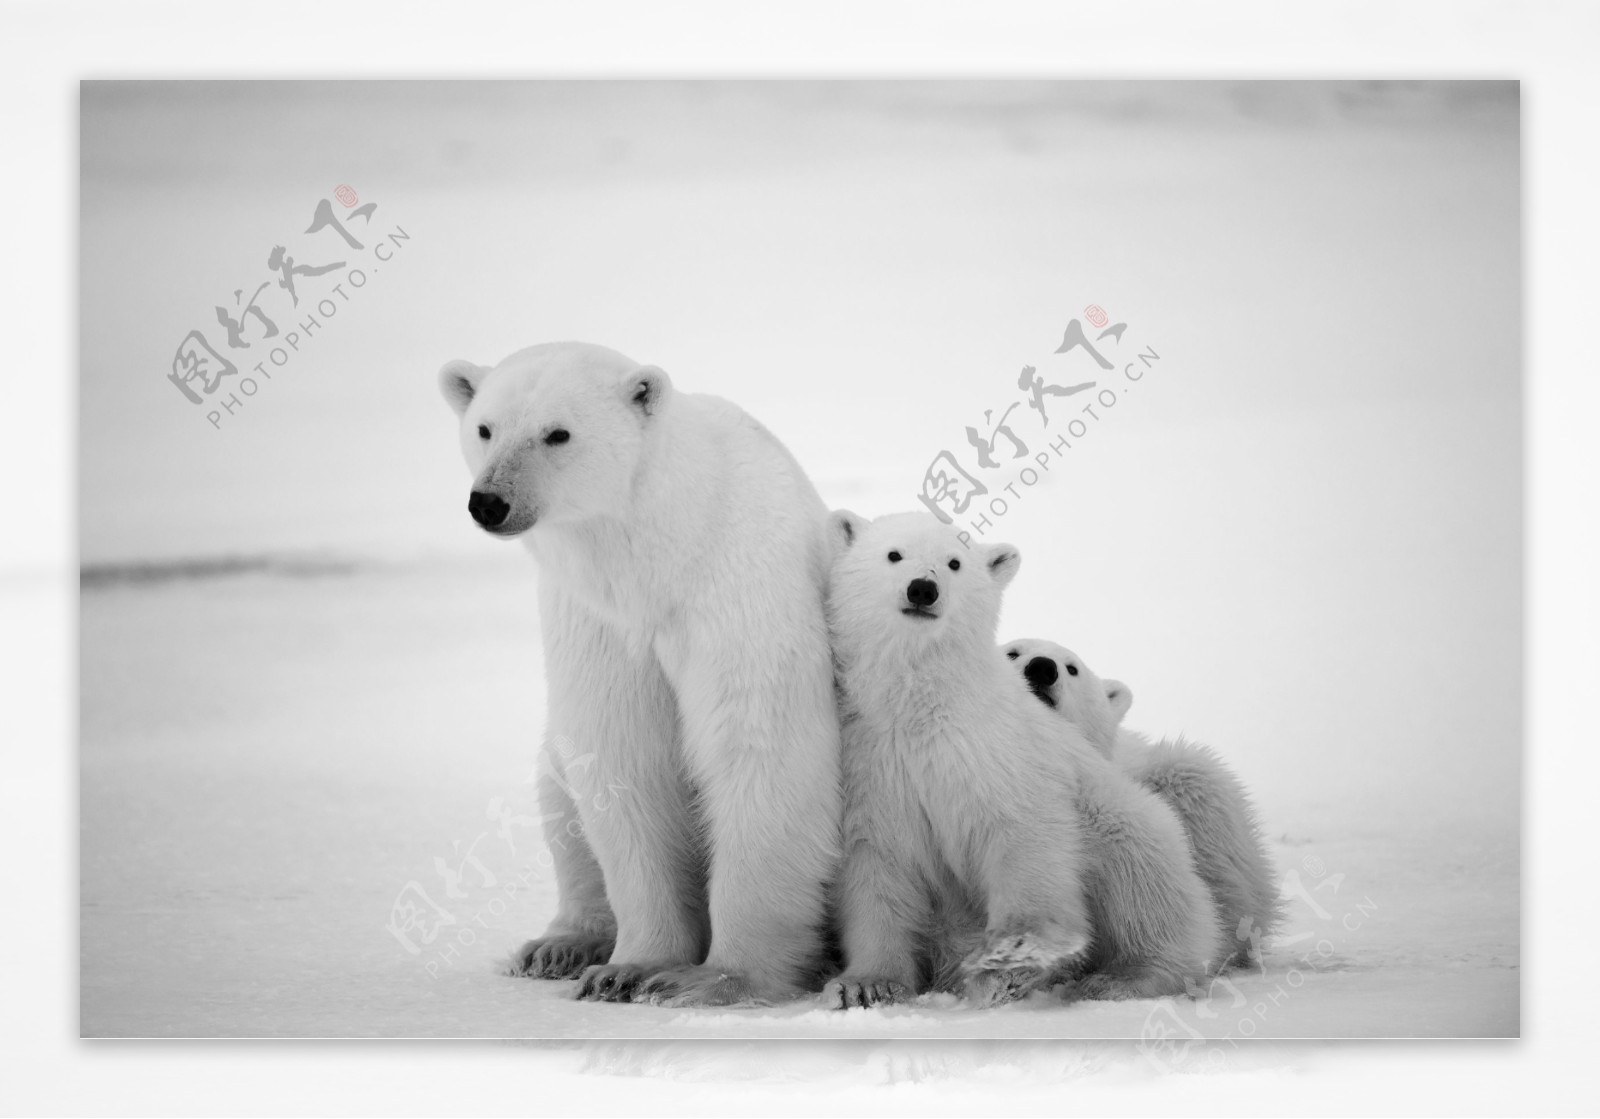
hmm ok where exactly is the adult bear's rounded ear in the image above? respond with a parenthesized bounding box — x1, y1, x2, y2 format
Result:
(623, 364, 671, 417)
(829, 509, 868, 551)
(1105, 679, 1133, 725)
(986, 543, 1020, 587)
(438, 359, 488, 416)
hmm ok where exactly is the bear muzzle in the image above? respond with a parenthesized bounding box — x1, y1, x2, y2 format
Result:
(468, 489, 539, 536)
(468, 489, 511, 529)
(901, 577, 941, 619)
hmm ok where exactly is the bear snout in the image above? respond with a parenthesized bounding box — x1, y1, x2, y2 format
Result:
(906, 578, 939, 608)
(468, 490, 512, 529)
(1023, 655, 1059, 688)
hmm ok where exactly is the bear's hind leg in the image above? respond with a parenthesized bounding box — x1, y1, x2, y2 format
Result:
(1131, 738, 1283, 964)
(1080, 778, 1227, 997)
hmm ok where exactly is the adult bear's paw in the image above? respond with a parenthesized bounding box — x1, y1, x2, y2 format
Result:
(821, 975, 911, 1010)
(573, 962, 658, 1002)
(634, 965, 774, 1008)
(506, 933, 615, 980)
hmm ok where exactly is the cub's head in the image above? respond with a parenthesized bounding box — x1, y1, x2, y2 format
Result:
(1002, 637, 1131, 757)
(828, 510, 1019, 658)
(438, 341, 670, 537)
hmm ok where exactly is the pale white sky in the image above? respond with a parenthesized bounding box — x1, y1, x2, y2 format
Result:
(79, 79, 1520, 823)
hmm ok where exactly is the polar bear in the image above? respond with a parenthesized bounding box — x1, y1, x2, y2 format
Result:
(438, 341, 842, 1007)
(1002, 637, 1283, 965)
(823, 511, 1225, 1008)
(1004, 639, 1130, 758)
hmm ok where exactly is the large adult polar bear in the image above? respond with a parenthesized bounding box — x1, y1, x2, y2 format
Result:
(437, 341, 842, 1007)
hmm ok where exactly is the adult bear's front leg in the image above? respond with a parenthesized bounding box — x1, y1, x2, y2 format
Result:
(536, 595, 710, 1000)
(638, 642, 844, 1007)
(506, 766, 615, 980)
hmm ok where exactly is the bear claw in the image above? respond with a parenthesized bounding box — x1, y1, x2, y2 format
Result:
(823, 976, 910, 1009)
(508, 933, 616, 980)
(575, 962, 652, 1002)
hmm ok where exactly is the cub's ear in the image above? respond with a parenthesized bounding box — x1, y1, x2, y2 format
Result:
(623, 364, 671, 416)
(829, 509, 868, 552)
(985, 543, 1020, 587)
(438, 359, 488, 416)
(1104, 679, 1133, 725)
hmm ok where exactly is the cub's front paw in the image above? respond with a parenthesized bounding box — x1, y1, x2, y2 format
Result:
(965, 927, 1086, 974)
(962, 967, 1040, 1008)
(822, 975, 911, 1010)
(507, 933, 616, 980)
(957, 927, 1088, 1006)
(574, 962, 655, 1002)
(636, 964, 773, 1008)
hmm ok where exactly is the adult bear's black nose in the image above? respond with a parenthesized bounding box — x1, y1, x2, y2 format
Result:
(1024, 656, 1059, 688)
(906, 578, 939, 607)
(468, 490, 510, 528)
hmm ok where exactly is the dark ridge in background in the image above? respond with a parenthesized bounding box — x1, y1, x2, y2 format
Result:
(80, 552, 366, 588)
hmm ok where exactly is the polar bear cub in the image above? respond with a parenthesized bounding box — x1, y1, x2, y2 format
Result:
(825, 511, 1224, 1007)
(1005, 639, 1130, 758)
(1003, 637, 1284, 965)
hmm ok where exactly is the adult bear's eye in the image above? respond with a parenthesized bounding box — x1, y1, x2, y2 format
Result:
(477, 424, 491, 440)
(545, 428, 571, 445)
(1066, 663, 1079, 676)
(1005, 649, 1019, 659)
(887, 551, 902, 563)
(948, 559, 961, 571)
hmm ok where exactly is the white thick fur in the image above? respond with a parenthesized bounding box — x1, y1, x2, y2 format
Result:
(1003, 637, 1284, 966)
(824, 512, 1224, 1008)
(439, 342, 842, 1007)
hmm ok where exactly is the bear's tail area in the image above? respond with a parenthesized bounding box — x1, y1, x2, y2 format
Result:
(1141, 735, 1286, 969)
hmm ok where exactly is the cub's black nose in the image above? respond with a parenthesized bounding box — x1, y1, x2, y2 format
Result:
(468, 490, 510, 528)
(1024, 656, 1059, 688)
(906, 578, 939, 607)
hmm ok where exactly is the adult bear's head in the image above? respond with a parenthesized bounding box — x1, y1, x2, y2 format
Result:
(438, 342, 670, 537)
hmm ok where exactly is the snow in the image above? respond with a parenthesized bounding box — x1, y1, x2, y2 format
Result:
(78, 81, 1519, 1042)
(79, 544, 1517, 1041)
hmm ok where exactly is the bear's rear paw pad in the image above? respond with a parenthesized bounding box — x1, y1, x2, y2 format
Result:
(822, 976, 911, 1010)
(637, 965, 775, 1008)
(506, 934, 616, 980)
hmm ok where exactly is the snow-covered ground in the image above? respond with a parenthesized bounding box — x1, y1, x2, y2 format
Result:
(78, 534, 1517, 1041)
(78, 81, 1519, 1040)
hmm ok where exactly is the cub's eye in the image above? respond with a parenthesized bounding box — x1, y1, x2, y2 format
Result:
(1066, 663, 1080, 676)
(948, 559, 961, 571)
(1005, 649, 1019, 660)
(544, 428, 571, 446)
(477, 424, 491, 440)
(887, 551, 902, 563)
